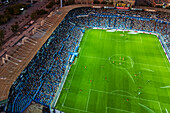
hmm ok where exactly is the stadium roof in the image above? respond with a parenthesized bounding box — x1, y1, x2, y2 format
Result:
(0, 4, 91, 102)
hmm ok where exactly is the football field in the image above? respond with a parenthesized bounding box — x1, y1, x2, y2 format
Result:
(55, 29, 170, 113)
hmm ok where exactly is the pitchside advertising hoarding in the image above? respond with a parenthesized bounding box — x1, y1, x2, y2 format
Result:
(116, 7, 129, 10)
(55, 109, 65, 113)
(116, 3, 130, 10)
(104, 6, 115, 9)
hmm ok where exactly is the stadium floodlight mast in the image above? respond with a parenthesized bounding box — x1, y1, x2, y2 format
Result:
(60, 0, 63, 7)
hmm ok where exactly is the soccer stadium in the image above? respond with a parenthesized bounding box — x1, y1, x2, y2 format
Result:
(0, 0, 170, 113)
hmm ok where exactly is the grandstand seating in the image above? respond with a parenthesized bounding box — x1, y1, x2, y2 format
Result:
(6, 7, 170, 113)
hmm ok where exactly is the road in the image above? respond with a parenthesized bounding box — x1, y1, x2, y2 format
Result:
(0, 0, 53, 41)
(0, 0, 58, 56)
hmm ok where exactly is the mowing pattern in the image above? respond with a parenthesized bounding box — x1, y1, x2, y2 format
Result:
(55, 29, 170, 113)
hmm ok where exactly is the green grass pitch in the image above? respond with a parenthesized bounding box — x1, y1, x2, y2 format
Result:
(55, 29, 170, 113)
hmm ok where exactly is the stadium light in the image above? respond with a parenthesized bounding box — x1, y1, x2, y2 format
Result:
(60, 0, 62, 8)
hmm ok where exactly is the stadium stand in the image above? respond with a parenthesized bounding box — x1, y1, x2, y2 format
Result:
(5, 6, 170, 113)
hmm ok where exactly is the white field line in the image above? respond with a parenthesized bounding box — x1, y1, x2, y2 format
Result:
(92, 89, 161, 113)
(135, 62, 169, 69)
(73, 58, 77, 65)
(100, 35, 169, 70)
(106, 107, 135, 113)
(62, 30, 90, 107)
(80, 30, 90, 56)
(158, 102, 163, 113)
(141, 68, 154, 72)
(82, 56, 108, 61)
(101, 38, 141, 43)
(82, 55, 169, 69)
(108, 56, 135, 83)
(79, 47, 81, 53)
(127, 56, 134, 68)
(124, 68, 135, 84)
(166, 108, 169, 113)
(160, 86, 170, 88)
(82, 55, 168, 84)
(99, 32, 169, 70)
(108, 54, 134, 69)
(138, 103, 155, 113)
(91, 89, 159, 103)
(100, 31, 102, 39)
(109, 54, 135, 83)
(106, 106, 107, 113)
(63, 105, 94, 113)
(62, 60, 78, 106)
(140, 34, 142, 43)
(111, 90, 136, 97)
(86, 89, 91, 111)
(155, 38, 170, 72)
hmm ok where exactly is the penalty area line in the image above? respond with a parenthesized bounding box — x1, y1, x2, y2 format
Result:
(138, 103, 155, 113)
(62, 55, 79, 107)
(106, 107, 135, 113)
(158, 102, 162, 113)
(86, 89, 91, 111)
(141, 68, 154, 72)
(73, 58, 77, 65)
(166, 108, 169, 113)
(99, 31, 102, 39)
(63, 105, 94, 113)
(140, 34, 142, 43)
(124, 68, 135, 84)
(93, 89, 161, 113)
(111, 90, 136, 97)
(81, 56, 108, 61)
(79, 48, 81, 53)
(160, 86, 170, 88)
(91, 89, 159, 103)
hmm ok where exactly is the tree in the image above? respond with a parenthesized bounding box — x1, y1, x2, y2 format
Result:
(31, 9, 48, 20)
(13, 6, 20, 15)
(0, 14, 11, 25)
(0, 30, 4, 46)
(36, 9, 48, 15)
(46, 1, 56, 9)
(11, 23, 19, 33)
(5, 4, 27, 15)
(31, 12, 38, 20)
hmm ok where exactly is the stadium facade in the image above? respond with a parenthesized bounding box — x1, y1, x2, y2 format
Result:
(0, 3, 169, 113)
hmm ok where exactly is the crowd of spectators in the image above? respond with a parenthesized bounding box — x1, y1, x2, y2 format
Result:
(7, 13, 83, 112)
(7, 7, 170, 112)
(69, 7, 170, 22)
(69, 7, 169, 49)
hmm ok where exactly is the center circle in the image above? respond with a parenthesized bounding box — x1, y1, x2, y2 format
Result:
(109, 54, 133, 69)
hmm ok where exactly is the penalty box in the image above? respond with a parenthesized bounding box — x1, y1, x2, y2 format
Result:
(87, 89, 162, 113)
